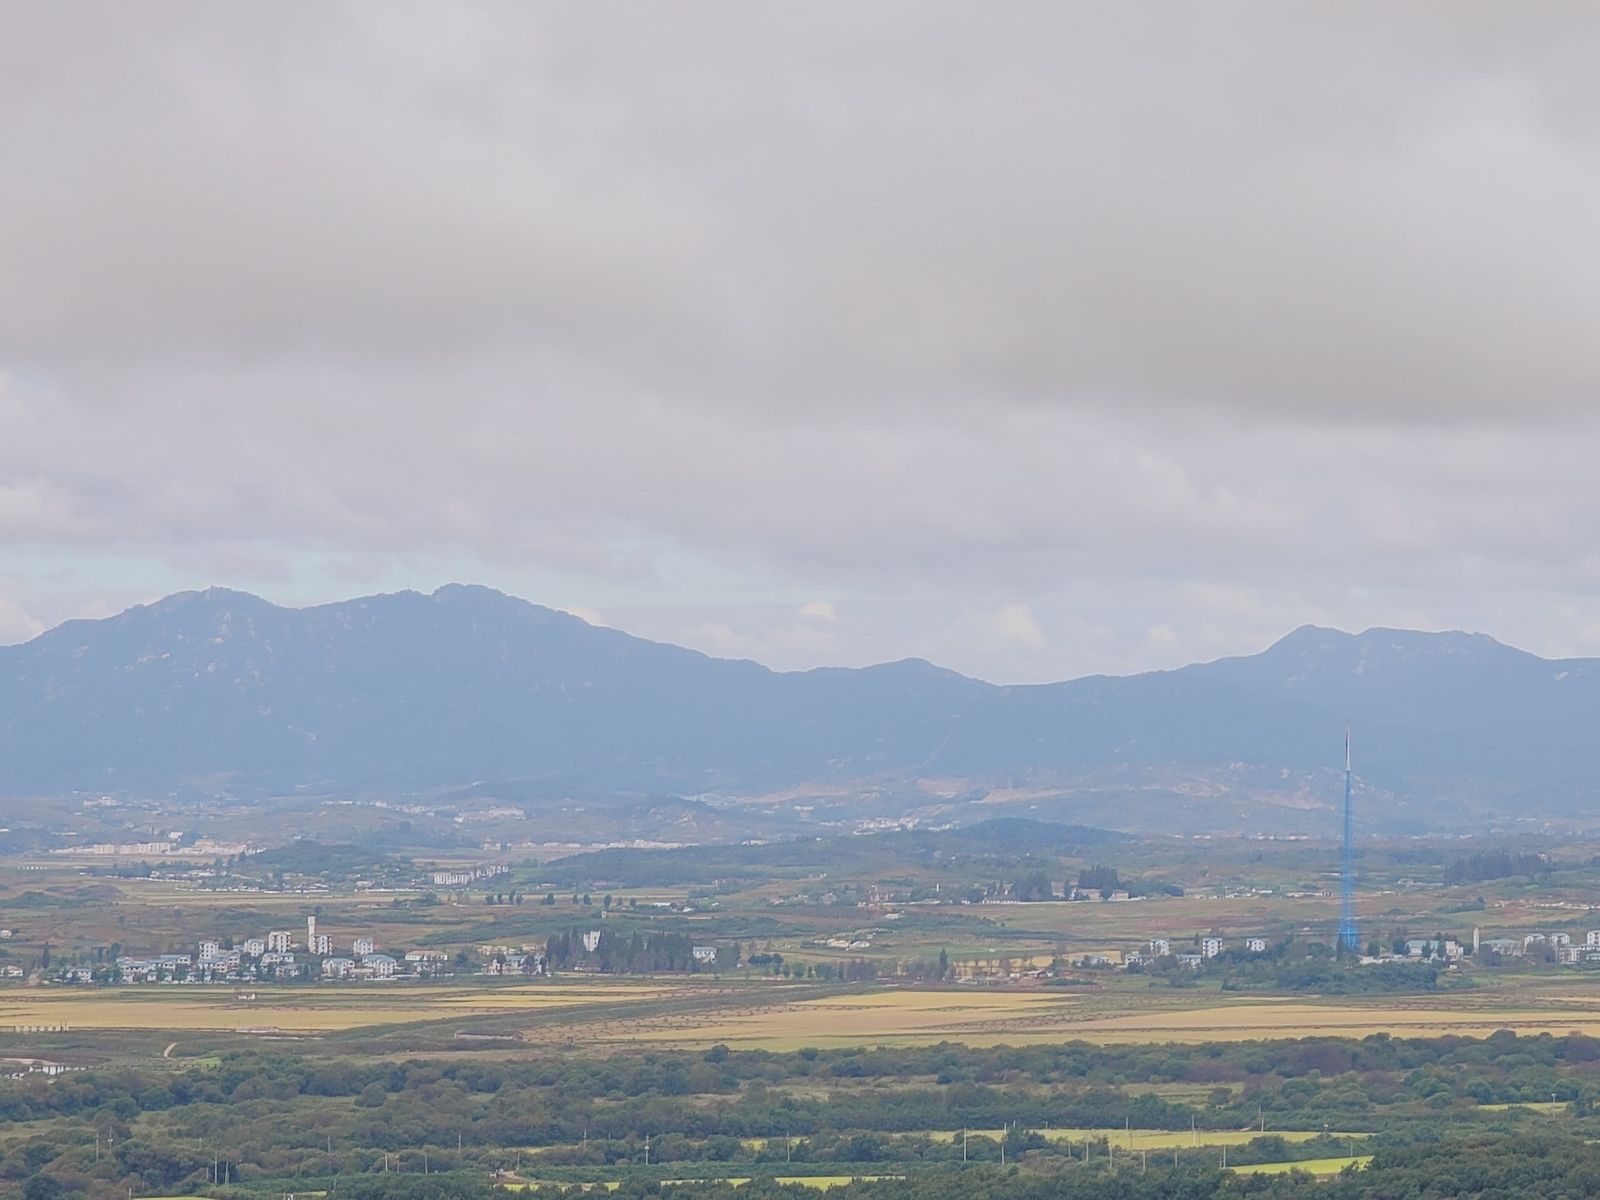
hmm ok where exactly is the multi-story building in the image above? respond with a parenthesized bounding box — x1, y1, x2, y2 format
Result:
(1201, 937, 1222, 958)
(267, 930, 292, 953)
(309, 933, 333, 956)
(243, 937, 267, 956)
(352, 936, 375, 957)
(1150, 938, 1171, 957)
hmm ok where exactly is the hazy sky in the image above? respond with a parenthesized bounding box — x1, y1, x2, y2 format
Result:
(5, 3, 1600, 682)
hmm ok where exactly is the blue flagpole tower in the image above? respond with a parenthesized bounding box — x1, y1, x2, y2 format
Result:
(1338, 727, 1359, 954)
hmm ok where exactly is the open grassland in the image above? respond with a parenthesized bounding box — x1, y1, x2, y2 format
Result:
(0, 981, 679, 1033)
(1231, 1155, 1371, 1176)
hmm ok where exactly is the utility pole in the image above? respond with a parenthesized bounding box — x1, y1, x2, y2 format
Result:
(645, 1135, 650, 1167)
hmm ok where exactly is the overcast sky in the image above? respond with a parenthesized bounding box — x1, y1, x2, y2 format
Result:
(4, 3, 1600, 682)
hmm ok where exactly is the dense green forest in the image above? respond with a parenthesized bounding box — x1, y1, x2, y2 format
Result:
(508, 1136, 1600, 1199)
(7, 1031, 1600, 1198)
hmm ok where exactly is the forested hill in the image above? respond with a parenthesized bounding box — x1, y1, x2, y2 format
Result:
(542, 818, 1132, 887)
(2, 584, 1599, 815)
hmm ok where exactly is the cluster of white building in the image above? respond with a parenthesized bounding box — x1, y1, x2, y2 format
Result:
(478, 944, 549, 975)
(1475, 928, 1600, 965)
(430, 863, 510, 887)
(1101, 927, 1600, 972)
(110, 916, 407, 983)
(1113, 935, 1269, 970)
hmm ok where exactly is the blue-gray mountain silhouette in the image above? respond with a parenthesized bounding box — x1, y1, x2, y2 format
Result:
(2, 585, 1595, 809)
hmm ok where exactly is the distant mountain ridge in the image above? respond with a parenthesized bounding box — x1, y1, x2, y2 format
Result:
(2, 585, 1598, 823)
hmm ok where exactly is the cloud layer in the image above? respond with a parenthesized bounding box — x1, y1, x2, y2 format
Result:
(3, 3, 1600, 680)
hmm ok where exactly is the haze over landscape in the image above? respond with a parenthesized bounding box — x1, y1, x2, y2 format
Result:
(9, 8, 1600, 1200)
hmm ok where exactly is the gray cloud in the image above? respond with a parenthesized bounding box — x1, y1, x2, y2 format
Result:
(3, 3, 1600, 681)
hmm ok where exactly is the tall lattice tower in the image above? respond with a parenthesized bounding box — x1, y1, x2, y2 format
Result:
(1337, 727, 1359, 954)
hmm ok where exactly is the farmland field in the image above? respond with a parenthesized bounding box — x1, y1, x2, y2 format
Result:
(0, 981, 680, 1033)
(552, 985, 1600, 1050)
(1231, 1155, 1372, 1175)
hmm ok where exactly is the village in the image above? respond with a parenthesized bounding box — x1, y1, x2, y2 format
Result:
(58, 915, 473, 986)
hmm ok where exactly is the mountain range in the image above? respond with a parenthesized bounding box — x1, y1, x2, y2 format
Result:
(2, 584, 1596, 830)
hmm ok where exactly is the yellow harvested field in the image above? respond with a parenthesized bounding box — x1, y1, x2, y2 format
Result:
(1041, 1128, 1360, 1151)
(583, 990, 1083, 1049)
(565, 987, 1600, 1049)
(1059, 1003, 1600, 1043)
(1231, 1155, 1371, 1176)
(0, 983, 675, 1034)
